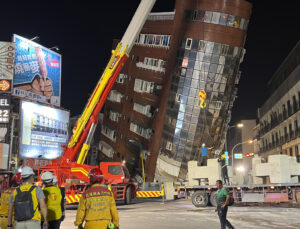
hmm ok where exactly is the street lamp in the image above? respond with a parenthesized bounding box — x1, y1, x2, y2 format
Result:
(225, 122, 244, 151)
(231, 139, 253, 173)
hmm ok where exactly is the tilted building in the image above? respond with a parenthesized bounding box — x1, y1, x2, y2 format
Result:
(99, 0, 252, 182)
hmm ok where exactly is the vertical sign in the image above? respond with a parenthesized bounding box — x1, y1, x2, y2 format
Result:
(0, 95, 11, 123)
(0, 42, 15, 80)
(224, 151, 229, 165)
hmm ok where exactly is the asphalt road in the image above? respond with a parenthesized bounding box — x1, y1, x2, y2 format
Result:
(61, 199, 300, 229)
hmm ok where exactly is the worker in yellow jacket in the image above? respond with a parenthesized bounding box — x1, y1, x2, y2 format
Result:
(41, 172, 65, 229)
(74, 168, 119, 229)
(0, 173, 22, 229)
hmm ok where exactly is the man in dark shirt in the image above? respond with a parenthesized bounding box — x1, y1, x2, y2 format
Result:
(215, 180, 234, 229)
(218, 155, 229, 184)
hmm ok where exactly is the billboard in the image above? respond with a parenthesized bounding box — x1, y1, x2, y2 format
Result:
(13, 35, 61, 106)
(20, 100, 69, 160)
(0, 42, 15, 80)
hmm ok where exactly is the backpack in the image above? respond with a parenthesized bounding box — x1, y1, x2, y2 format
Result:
(14, 186, 36, 221)
(228, 195, 234, 206)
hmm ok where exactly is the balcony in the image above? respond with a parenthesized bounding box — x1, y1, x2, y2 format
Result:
(101, 125, 117, 142)
(133, 102, 152, 118)
(136, 61, 166, 73)
(107, 90, 123, 103)
(129, 122, 153, 140)
(99, 141, 115, 158)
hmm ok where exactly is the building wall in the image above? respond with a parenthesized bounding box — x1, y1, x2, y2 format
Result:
(258, 64, 300, 162)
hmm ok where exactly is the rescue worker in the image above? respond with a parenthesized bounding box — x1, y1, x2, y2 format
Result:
(0, 173, 22, 229)
(41, 172, 65, 229)
(52, 176, 66, 223)
(8, 166, 48, 229)
(74, 168, 119, 229)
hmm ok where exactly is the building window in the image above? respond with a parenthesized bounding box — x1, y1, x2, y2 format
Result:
(289, 148, 293, 156)
(287, 100, 291, 116)
(185, 38, 192, 50)
(296, 145, 300, 162)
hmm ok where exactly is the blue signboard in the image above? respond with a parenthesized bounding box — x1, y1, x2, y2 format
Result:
(13, 34, 61, 106)
(20, 100, 69, 159)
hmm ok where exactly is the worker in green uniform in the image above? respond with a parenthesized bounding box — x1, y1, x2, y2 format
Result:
(215, 180, 234, 229)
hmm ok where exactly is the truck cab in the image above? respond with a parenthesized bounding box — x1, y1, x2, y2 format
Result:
(100, 162, 131, 185)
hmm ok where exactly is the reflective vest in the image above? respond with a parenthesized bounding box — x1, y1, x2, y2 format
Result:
(0, 187, 15, 216)
(43, 186, 62, 221)
(12, 184, 41, 221)
(74, 184, 119, 227)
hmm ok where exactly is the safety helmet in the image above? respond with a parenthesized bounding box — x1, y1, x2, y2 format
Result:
(53, 175, 58, 185)
(89, 168, 104, 184)
(20, 166, 35, 178)
(41, 171, 54, 183)
(12, 173, 22, 185)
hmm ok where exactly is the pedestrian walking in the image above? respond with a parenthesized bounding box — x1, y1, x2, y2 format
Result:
(41, 172, 65, 229)
(7, 166, 48, 229)
(215, 180, 234, 229)
(74, 168, 119, 229)
(0, 173, 22, 229)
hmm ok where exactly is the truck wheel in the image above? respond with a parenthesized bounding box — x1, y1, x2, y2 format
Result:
(192, 191, 208, 207)
(125, 186, 132, 205)
(209, 191, 217, 207)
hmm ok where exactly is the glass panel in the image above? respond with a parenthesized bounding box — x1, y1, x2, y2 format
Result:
(183, 87, 190, 96)
(187, 97, 195, 105)
(193, 106, 200, 116)
(211, 54, 220, 64)
(205, 42, 214, 53)
(189, 88, 197, 97)
(188, 59, 195, 69)
(199, 71, 207, 82)
(184, 78, 191, 87)
(184, 113, 192, 122)
(209, 64, 218, 73)
(204, 11, 212, 23)
(191, 79, 198, 88)
(220, 83, 226, 92)
(189, 124, 196, 132)
(191, 116, 198, 124)
(189, 50, 197, 60)
(177, 112, 184, 120)
(194, 61, 202, 71)
(203, 53, 212, 62)
(181, 68, 187, 76)
(212, 43, 221, 54)
(197, 10, 205, 22)
(211, 12, 220, 24)
(175, 128, 181, 137)
(227, 15, 235, 27)
(184, 49, 190, 58)
(234, 16, 241, 28)
(181, 95, 187, 104)
(203, 62, 210, 72)
(219, 13, 228, 25)
(196, 52, 204, 61)
(192, 70, 200, 79)
(186, 68, 193, 78)
(182, 122, 189, 130)
(176, 120, 183, 128)
(191, 40, 199, 51)
(186, 105, 193, 114)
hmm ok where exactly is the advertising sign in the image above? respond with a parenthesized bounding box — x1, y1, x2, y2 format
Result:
(234, 153, 243, 159)
(20, 100, 69, 160)
(0, 42, 15, 80)
(13, 35, 61, 106)
(0, 95, 11, 123)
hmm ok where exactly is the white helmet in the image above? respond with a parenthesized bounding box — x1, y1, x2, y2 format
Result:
(53, 175, 58, 185)
(21, 166, 35, 178)
(41, 171, 54, 183)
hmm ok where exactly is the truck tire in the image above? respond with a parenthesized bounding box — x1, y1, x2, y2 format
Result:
(125, 186, 132, 205)
(209, 191, 217, 207)
(192, 191, 208, 207)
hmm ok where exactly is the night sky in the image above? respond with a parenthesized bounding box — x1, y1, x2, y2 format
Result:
(1, 0, 299, 123)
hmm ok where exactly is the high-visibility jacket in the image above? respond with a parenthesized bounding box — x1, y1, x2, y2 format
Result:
(12, 184, 41, 221)
(74, 184, 119, 227)
(43, 186, 63, 221)
(0, 187, 15, 216)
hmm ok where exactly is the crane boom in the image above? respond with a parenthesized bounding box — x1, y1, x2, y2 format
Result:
(56, 0, 156, 165)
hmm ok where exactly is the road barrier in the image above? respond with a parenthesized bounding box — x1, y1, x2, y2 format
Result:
(136, 184, 165, 198)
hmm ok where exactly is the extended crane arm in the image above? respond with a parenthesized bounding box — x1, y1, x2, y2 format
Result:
(57, 0, 156, 165)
